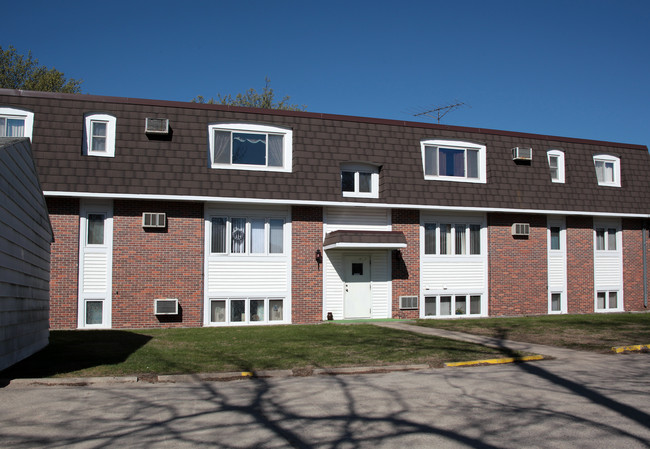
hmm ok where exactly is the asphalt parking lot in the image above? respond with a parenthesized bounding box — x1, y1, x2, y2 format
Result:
(2, 344, 649, 448)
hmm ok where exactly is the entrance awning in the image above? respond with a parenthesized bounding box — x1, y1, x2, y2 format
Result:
(323, 230, 407, 250)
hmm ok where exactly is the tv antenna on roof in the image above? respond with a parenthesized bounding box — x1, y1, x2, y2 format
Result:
(410, 101, 468, 124)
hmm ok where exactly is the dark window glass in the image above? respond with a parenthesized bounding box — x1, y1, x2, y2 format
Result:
(341, 171, 355, 192)
(550, 227, 561, 250)
(232, 132, 266, 165)
(87, 214, 105, 245)
(424, 223, 436, 254)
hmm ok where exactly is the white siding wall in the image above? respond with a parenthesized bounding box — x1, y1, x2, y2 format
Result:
(204, 204, 291, 325)
(82, 253, 109, 293)
(420, 212, 488, 317)
(594, 255, 623, 287)
(0, 139, 52, 371)
(325, 207, 391, 233)
(547, 217, 567, 314)
(323, 207, 392, 320)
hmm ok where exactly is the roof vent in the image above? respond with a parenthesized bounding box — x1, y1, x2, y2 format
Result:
(154, 298, 179, 315)
(512, 147, 532, 161)
(145, 118, 170, 135)
(512, 223, 530, 237)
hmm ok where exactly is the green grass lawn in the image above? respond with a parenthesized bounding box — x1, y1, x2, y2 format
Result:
(0, 324, 524, 379)
(414, 312, 650, 352)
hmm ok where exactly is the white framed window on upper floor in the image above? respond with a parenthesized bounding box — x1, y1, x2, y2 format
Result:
(0, 107, 34, 140)
(210, 216, 285, 256)
(547, 149, 565, 183)
(593, 154, 620, 187)
(83, 113, 117, 157)
(209, 123, 292, 172)
(421, 139, 486, 183)
(341, 163, 379, 198)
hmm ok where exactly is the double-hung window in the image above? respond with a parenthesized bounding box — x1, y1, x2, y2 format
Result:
(423, 222, 481, 255)
(211, 216, 285, 255)
(593, 155, 620, 187)
(547, 150, 565, 183)
(421, 139, 486, 183)
(341, 163, 379, 198)
(595, 227, 617, 251)
(0, 107, 34, 139)
(83, 113, 116, 157)
(209, 123, 292, 172)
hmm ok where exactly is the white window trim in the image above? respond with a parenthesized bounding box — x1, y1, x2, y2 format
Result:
(593, 222, 621, 253)
(595, 290, 623, 313)
(341, 163, 379, 198)
(83, 113, 117, 157)
(207, 297, 288, 326)
(421, 221, 485, 257)
(421, 294, 484, 318)
(547, 217, 567, 314)
(0, 106, 34, 140)
(208, 123, 293, 172)
(209, 215, 287, 257)
(547, 149, 565, 183)
(420, 139, 486, 184)
(593, 154, 621, 187)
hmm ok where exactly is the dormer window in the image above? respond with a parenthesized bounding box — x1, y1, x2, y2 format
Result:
(341, 163, 379, 198)
(0, 107, 34, 140)
(83, 113, 116, 157)
(593, 155, 620, 187)
(547, 149, 565, 183)
(421, 139, 486, 183)
(209, 123, 292, 172)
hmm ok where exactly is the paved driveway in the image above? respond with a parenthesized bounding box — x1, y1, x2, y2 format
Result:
(2, 348, 649, 448)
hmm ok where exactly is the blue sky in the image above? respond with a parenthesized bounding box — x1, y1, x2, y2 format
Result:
(4, 1, 649, 146)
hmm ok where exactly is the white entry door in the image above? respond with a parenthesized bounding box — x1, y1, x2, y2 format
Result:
(344, 255, 371, 318)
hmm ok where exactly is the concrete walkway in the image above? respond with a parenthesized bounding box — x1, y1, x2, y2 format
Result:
(373, 321, 606, 361)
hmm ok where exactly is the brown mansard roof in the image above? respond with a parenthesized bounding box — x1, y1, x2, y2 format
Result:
(1, 88, 649, 215)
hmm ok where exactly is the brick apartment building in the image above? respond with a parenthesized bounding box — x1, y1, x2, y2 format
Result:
(1, 88, 649, 329)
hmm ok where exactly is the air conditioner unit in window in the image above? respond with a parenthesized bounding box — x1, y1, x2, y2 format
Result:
(154, 298, 178, 315)
(512, 223, 530, 236)
(145, 118, 170, 135)
(512, 147, 533, 161)
(399, 296, 418, 310)
(143, 212, 166, 228)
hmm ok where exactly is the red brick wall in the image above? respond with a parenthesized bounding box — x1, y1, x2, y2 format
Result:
(622, 218, 649, 312)
(566, 216, 594, 313)
(391, 209, 420, 319)
(47, 197, 80, 329)
(112, 200, 204, 328)
(488, 213, 547, 316)
(291, 206, 323, 323)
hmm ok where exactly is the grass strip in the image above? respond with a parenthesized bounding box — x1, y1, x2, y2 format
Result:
(1, 323, 528, 379)
(414, 312, 650, 352)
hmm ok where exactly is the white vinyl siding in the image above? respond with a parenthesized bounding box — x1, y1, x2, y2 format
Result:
(324, 207, 390, 233)
(547, 217, 567, 314)
(78, 201, 113, 329)
(322, 207, 392, 320)
(323, 250, 391, 320)
(420, 212, 488, 318)
(204, 204, 291, 326)
(593, 219, 623, 312)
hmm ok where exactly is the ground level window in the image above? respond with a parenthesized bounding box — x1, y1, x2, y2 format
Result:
(424, 295, 481, 317)
(85, 300, 103, 325)
(596, 291, 618, 311)
(209, 297, 285, 324)
(550, 293, 562, 312)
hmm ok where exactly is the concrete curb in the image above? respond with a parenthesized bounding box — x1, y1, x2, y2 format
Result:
(8, 376, 139, 386)
(611, 344, 650, 353)
(445, 355, 545, 367)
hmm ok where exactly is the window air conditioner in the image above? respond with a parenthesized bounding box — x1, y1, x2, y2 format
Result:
(512, 223, 530, 236)
(143, 212, 166, 228)
(145, 118, 170, 135)
(154, 298, 179, 315)
(399, 296, 418, 310)
(512, 147, 533, 161)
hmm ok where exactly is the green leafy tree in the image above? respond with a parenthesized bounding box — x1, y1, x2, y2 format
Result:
(0, 45, 82, 93)
(193, 77, 305, 111)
